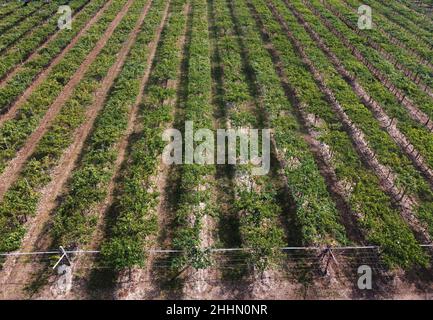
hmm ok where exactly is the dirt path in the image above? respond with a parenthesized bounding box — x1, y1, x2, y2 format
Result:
(0, 0, 93, 88)
(115, 2, 190, 300)
(0, 0, 142, 300)
(0, 0, 114, 124)
(0, 0, 132, 202)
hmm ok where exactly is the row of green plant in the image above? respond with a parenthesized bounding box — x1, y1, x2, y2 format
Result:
(0, 0, 44, 33)
(342, 2, 433, 73)
(355, 0, 433, 49)
(397, 0, 433, 17)
(254, 0, 427, 268)
(0, 0, 106, 112)
(50, 0, 168, 251)
(232, 0, 348, 247)
(0, 1, 23, 18)
(324, 0, 433, 89)
(286, 0, 433, 236)
(101, 0, 188, 271)
(385, 0, 433, 35)
(273, 0, 433, 233)
(211, 0, 286, 272)
(308, 1, 433, 141)
(0, 0, 90, 80)
(0, 0, 158, 253)
(168, 0, 216, 273)
(342, 0, 433, 80)
(0, 0, 126, 173)
(0, 1, 61, 52)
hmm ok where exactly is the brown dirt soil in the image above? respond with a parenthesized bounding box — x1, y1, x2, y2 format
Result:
(6, 253, 432, 300)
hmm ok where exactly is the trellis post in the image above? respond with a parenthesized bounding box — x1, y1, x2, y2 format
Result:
(53, 246, 72, 270)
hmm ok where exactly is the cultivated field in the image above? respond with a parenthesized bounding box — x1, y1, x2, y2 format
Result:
(0, 0, 432, 300)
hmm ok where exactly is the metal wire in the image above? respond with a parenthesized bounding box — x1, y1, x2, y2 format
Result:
(1, 244, 431, 257)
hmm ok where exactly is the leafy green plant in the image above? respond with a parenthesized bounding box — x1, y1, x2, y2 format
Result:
(0, 0, 91, 81)
(309, 0, 433, 141)
(0, 0, 124, 172)
(170, 0, 216, 273)
(0, 1, 61, 53)
(337, 0, 433, 88)
(232, 0, 348, 248)
(0, 0, 165, 253)
(102, 0, 189, 271)
(256, 0, 428, 268)
(287, 0, 433, 238)
(0, 1, 45, 34)
(211, 0, 286, 273)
